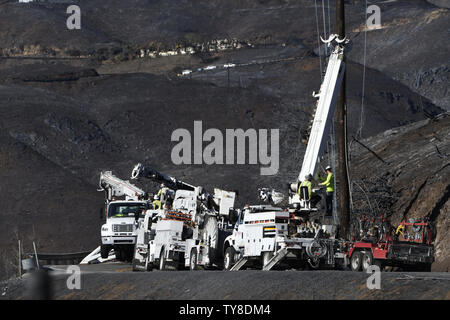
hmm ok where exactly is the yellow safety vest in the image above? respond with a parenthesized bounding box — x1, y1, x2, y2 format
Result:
(299, 180, 312, 199)
(152, 200, 162, 210)
(320, 173, 334, 192)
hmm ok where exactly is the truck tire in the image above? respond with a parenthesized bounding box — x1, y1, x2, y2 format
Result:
(145, 259, 153, 271)
(362, 251, 373, 272)
(115, 248, 123, 261)
(127, 247, 134, 262)
(202, 215, 219, 263)
(420, 263, 432, 272)
(100, 245, 110, 259)
(145, 244, 153, 271)
(159, 247, 167, 270)
(350, 251, 362, 272)
(224, 247, 236, 270)
(190, 248, 198, 270)
(132, 259, 141, 271)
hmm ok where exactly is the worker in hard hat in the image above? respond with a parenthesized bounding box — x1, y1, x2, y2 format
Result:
(152, 194, 162, 210)
(319, 166, 334, 216)
(395, 223, 405, 238)
(299, 174, 321, 208)
(157, 183, 165, 197)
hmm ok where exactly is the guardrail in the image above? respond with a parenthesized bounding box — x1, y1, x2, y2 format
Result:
(25, 251, 91, 266)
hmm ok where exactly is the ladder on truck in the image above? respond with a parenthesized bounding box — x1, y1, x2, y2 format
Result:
(230, 247, 289, 271)
(230, 257, 248, 271)
(262, 247, 289, 271)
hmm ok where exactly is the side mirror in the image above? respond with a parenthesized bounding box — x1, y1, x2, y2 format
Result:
(134, 211, 140, 221)
(100, 207, 105, 221)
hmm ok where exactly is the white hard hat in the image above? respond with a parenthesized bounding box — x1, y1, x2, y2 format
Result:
(325, 165, 331, 170)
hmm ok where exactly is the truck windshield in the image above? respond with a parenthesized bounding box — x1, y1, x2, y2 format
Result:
(108, 203, 147, 218)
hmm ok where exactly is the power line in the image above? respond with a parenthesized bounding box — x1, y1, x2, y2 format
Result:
(357, 0, 368, 139)
(314, 0, 323, 79)
(321, 0, 328, 56)
(327, 0, 331, 37)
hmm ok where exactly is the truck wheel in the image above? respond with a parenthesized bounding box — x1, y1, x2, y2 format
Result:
(159, 247, 167, 270)
(362, 251, 373, 272)
(202, 215, 219, 262)
(132, 259, 141, 271)
(350, 251, 362, 272)
(115, 248, 123, 261)
(100, 245, 110, 259)
(423, 263, 431, 272)
(145, 256, 153, 271)
(144, 244, 153, 271)
(224, 247, 236, 270)
(420, 263, 432, 272)
(190, 248, 198, 271)
(125, 247, 132, 262)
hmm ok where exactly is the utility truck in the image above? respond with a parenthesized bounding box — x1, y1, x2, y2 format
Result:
(130, 164, 237, 271)
(223, 35, 349, 271)
(348, 215, 434, 272)
(98, 171, 149, 262)
(222, 204, 348, 271)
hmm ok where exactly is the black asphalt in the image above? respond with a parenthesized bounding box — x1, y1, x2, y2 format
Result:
(1, 263, 449, 300)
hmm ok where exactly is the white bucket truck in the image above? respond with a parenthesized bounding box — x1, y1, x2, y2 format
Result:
(131, 164, 236, 271)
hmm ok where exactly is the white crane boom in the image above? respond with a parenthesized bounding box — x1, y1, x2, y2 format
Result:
(298, 35, 347, 182)
(98, 171, 146, 202)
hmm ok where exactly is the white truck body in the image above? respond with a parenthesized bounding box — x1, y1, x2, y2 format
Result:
(223, 206, 303, 270)
(133, 187, 236, 271)
(133, 209, 187, 270)
(222, 205, 345, 270)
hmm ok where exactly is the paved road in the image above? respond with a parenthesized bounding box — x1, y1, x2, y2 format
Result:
(1, 263, 449, 300)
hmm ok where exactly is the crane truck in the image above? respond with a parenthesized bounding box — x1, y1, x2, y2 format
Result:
(130, 164, 237, 271)
(222, 35, 349, 271)
(98, 171, 149, 262)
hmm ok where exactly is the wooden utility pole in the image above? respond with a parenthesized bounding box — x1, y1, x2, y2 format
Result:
(336, 0, 350, 239)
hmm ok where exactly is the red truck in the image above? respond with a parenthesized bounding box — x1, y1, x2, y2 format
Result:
(347, 215, 434, 272)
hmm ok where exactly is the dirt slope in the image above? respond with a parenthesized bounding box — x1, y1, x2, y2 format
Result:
(351, 113, 450, 271)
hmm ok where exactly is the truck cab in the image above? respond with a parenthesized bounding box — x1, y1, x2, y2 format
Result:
(101, 200, 148, 261)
